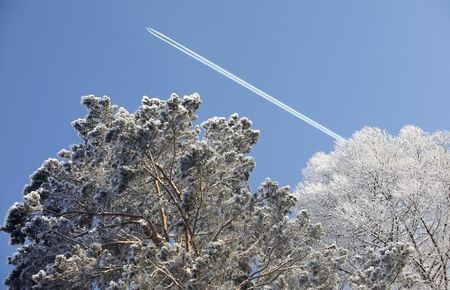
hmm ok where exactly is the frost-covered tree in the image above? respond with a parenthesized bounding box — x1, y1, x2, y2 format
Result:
(2, 94, 346, 290)
(348, 242, 413, 290)
(297, 126, 450, 289)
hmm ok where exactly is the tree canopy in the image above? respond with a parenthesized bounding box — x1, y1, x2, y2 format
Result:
(298, 126, 450, 289)
(2, 94, 347, 290)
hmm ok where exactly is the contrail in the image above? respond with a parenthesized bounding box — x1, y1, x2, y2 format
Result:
(146, 27, 344, 141)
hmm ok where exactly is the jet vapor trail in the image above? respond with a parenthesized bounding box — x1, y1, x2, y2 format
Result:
(146, 27, 344, 141)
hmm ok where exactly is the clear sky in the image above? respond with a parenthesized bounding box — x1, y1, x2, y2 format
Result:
(1, 0, 450, 284)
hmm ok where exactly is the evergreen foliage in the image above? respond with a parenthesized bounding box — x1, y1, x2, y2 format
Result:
(3, 94, 347, 290)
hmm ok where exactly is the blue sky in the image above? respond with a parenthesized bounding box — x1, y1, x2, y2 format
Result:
(1, 0, 450, 284)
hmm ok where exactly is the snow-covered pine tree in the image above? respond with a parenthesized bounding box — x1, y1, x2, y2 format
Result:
(2, 94, 347, 290)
